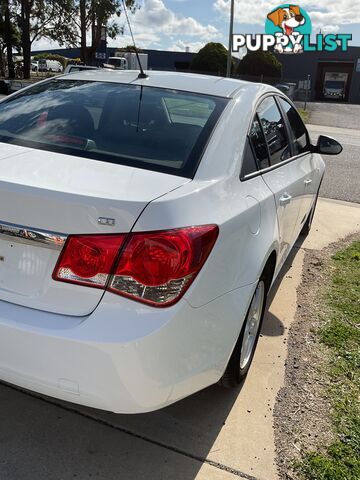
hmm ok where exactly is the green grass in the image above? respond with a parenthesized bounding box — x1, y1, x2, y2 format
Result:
(298, 108, 310, 124)
(297, 241, 360, 480)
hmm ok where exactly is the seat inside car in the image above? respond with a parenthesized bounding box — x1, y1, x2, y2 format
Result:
(95, 91, 203, 165)
(46, 102, 95, 139)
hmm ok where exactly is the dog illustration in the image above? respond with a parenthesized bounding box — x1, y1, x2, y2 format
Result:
(267, 5, 305, 53)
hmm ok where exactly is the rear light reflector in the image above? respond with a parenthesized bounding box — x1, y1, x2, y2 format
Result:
(53, 225, 218, 307)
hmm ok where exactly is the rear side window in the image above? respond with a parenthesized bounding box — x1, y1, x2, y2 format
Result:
(249, 116, 269, 170)
(241, 138, 259, 179)
(162, 97, 216, 127)
(278, 97, 310, 156)
(257, 96, 291, 166)
(0, 80, 228, 178)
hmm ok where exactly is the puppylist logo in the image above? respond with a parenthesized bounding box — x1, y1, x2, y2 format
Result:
(232, 4, 352, 54)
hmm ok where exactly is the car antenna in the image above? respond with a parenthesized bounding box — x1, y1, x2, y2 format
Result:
(121, 0, 148, 79)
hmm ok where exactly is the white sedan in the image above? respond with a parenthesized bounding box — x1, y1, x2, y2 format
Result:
(0, 71, 341, 413)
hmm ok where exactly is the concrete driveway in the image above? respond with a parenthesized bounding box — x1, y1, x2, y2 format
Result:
(0, 198, 359, 480)
(304, 102, 360, 130)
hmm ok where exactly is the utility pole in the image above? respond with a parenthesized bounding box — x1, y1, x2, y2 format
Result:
(226, 0, 235, 77)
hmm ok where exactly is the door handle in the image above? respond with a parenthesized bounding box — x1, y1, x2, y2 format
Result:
(304, 179, 312, 186)
(279, 193, 292, 206)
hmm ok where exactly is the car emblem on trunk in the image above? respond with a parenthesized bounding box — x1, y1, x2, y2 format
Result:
(98, 217, 116, 227)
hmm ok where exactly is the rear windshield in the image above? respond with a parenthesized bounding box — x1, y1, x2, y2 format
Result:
(0, 79, 228, 177)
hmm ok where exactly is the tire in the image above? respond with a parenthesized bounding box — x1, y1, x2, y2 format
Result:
(219, 270, 270, 388)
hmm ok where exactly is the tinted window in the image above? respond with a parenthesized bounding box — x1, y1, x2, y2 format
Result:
(241, 138, 259, 178)
(249, 116, 269, 170)
(0, 80, 228, 178)
(257, 96, 291, 166)
(278, 97, 309, 156)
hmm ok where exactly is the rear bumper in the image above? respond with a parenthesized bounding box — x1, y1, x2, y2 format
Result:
(0, 283, 255, 413)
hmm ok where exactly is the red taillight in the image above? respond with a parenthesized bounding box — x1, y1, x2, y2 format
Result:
(53, 225, 218, 307)
(52, 234, 126, 288)
(110, 226, 219, 306)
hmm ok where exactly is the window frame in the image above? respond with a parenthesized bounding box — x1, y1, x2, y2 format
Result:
(240, 92, 312, 182)
(275, 95, 311, 157)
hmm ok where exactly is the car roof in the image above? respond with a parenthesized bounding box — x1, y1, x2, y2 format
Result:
(58, 70, 269, 98)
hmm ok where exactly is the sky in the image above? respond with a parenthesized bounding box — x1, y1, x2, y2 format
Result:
(33, 0, 360, 53)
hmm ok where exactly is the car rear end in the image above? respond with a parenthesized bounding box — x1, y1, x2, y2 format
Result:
(0, 74, 250, 412)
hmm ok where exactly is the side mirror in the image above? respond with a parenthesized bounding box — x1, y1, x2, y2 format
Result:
(313, 135, 343, 155)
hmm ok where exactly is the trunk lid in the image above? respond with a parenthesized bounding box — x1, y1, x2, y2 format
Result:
(0, 144, 190, 316)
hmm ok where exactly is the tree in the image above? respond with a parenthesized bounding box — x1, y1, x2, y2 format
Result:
(190, 42, 230, 76)
(17, 0, 75, 79)
(236, 51, 282, 78)
(73, 0, 139, 64)
(20, 0, 31, 80)
(4, 0, 139, 79)
(2, 0, 19, 79)
(0, 1, 21, 78)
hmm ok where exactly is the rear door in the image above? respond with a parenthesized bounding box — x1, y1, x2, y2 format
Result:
(250, 96, 303, 265)
(276, 96, 317, 228)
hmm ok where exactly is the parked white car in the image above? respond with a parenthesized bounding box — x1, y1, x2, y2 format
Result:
(38, 59, 63, 73)
(0, 71, 341, 413)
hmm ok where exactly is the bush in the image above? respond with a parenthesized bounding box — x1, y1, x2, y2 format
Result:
(118, 45, 142, 53)
(190, 42, 231, 76)
(236, 51, 282, 78)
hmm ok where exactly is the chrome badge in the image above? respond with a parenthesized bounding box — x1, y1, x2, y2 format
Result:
(98, 217, 116, 227)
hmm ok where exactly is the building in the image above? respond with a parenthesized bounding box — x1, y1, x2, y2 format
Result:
(276, 46, 360, 104)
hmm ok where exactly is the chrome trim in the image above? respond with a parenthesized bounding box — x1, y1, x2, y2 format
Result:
(98, 217, 115, 227)
(0, 221, 67, 251)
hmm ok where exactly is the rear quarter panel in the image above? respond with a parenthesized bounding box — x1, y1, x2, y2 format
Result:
(133, 86, 280, 308)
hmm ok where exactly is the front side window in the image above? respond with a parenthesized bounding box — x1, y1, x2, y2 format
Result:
(278, 97, 310, 156)
(257, 96, 291, 166)
(0, 80, 228, 178)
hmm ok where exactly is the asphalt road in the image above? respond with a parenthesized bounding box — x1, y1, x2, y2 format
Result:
(308, 124, 360, 204)
(301, 102, 359, 204)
